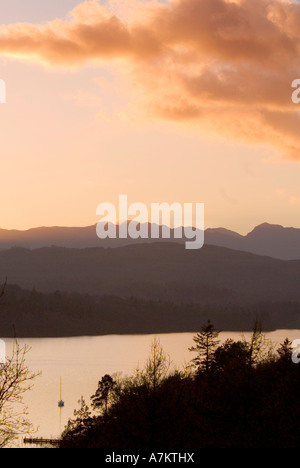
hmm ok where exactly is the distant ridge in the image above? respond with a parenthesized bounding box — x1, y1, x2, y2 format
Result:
(0, 242, 300, 304)
(205, 223, 300, 260)
(0, 222, 300, 260)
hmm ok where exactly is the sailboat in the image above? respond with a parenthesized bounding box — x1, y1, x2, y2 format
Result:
(58, 377, 64, 408)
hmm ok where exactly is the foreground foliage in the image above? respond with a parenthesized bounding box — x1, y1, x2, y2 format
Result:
(61, 324, 300, 448)
(0, 342, 40, 447)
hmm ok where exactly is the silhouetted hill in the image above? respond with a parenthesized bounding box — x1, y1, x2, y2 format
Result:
(0, 243, 300, 304)
(0, 225, 101, 249)
(0, 222, 300, 259)
(244, 223, 300, 259)
(0, 224, 184, 250)
(1, 284, 300, 337)
(206, 223, 300, 260)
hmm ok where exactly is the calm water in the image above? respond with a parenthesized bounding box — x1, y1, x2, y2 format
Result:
(3, 330, 300, 445)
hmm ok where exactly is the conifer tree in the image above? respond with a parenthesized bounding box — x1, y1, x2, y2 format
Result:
(189, 320, 220, 374)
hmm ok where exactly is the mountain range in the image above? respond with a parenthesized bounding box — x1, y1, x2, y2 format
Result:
(0, 222, 299, 260)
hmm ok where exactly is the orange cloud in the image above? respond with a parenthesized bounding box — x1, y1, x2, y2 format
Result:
(1, 0, 300, 159)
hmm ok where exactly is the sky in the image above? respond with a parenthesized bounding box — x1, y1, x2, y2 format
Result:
(0, 0, 300, 234)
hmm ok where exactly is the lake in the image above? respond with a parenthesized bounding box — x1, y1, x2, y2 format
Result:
(3, 330, 300, 446)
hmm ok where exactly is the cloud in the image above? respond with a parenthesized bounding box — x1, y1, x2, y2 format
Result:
(1, 0, 300, 159)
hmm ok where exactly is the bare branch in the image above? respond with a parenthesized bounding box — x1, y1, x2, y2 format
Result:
(0, 340, 40, 447)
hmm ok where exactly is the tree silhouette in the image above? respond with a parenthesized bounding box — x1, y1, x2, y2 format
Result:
(62, 396, 93, 444)
(242, 320, 273, 369)
(73, 396, 91, 422)
(91, 374, 116, 419)
(0, 342, 40, 447)
(214, 339, 249, 372)
(189, 320, 220, 374)
(277, 338, 293, 362)
(143, 337, 171, 390)
(0, 277, 40, 447)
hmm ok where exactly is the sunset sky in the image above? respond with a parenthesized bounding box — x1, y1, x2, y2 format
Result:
(1, 0, 300, 234)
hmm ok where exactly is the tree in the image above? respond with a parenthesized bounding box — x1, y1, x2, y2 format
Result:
(0, 341, 40, 447)
(214, 339, 249, 372)
(189, 320, 220, 374)
(73, 396, 91, 422)
(61, 339, 179, 448)
(62, 396, 92, 441)
(277, 338, 293, 362)
(102, 338, 173, 448)
(0, 278, 40, 447)
(91, 374, 116, 419)
(242, 320, 273, 369)
(142, 337, 171, 391)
